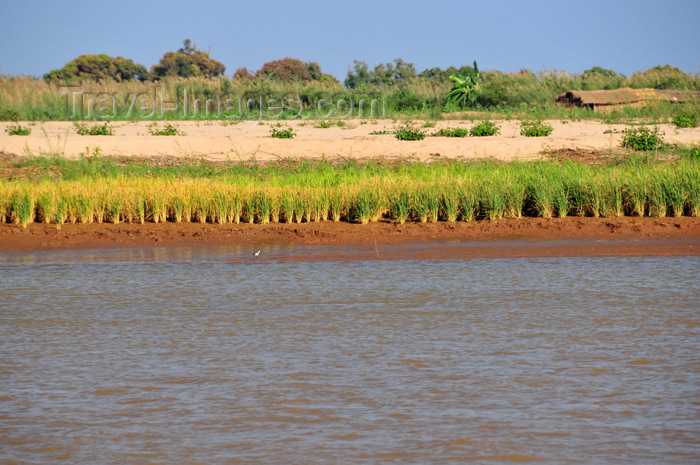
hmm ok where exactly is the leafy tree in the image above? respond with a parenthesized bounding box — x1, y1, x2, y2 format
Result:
(345, 60, 372, 88)
(255, 57, 328, 82)
(418, 67, 449, 81)
(151, 39, 225, 79)
(345, 58, 417, 88)
(232, 67, 254, 81)
(447, 61, 481, 107)
(44, 54, 148, 82)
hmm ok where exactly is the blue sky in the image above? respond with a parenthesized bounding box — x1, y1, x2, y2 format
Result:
(1, 0, 698, 80)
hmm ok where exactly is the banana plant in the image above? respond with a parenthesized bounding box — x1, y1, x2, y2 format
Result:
(448, 61, 481, 108)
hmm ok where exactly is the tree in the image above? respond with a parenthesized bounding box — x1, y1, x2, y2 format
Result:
(344, 58, 417, 88)
(232, 67, 254, 81)
(256, 57, 326, 82)
(447, 61, 481, 107)
(44, 54, 148, 82)
(151, 39, 225, 79)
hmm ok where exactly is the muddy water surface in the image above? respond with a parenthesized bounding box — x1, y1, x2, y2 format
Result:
(1, 243, 699, 464)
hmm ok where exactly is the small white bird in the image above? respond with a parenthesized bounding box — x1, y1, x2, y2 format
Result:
(253, 250, 260, 257)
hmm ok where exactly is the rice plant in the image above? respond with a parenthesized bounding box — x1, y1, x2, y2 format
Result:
(2, 154, 698, 228)
(351, 187, 382, 224)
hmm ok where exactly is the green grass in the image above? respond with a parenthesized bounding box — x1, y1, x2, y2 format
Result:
(1, 153, 698, 228)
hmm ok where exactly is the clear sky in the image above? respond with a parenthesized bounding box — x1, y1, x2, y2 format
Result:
(1, 0, 698, 80)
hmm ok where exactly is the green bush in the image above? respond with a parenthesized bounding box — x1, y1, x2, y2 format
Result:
(270, 127, 296, 139)
(0, 107, 21, 121)
(149, 123, 186, 136)
(672, 113, 698, 128)
(395, 125, 425, 141)
(5, 124, 31, 135)
(520, 120, 553, 137)
(433, 127, 469, 137)
(388, 88, 423, 112)
(469, 121, 500, 137)
(621, 126, 664, 151)
(74, 122, 114, 135)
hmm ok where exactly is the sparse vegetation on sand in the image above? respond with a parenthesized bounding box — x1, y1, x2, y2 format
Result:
(148, 123, 186, 136)
(1, 154, 697, 228)
(520, 120, 554, 137)
(4, 124, 31, 135)
(74, 122, 114, 136)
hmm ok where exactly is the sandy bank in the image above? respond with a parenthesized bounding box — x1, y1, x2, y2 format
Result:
(2, 120, 699, 162)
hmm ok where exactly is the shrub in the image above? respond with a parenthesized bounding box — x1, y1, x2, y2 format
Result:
(388, 88, 423, 112)
(256, 57, 331, 82)
(0, 107, 21, 121)
(5, 124, 31, 135)
(629, 65, 695, 89)
(433, 127, 469, 137)
(44, 54, 149, 82)
(395, 124, 425, 140)
(621, 126, 664, 151)
(74, 122, 114, 135)
(520, 120, 553, 137)
(672, 113, 698, 128)
(270, 127, 295, 139)
(150, 39, 225, 79)
(469, 121, 500, 137)
(149, 123, 186, 136)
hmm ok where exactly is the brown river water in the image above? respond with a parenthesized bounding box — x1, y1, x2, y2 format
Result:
(1, 242, 699, 464)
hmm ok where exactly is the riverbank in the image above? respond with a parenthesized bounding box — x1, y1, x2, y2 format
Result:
(1, 217, 698, 258)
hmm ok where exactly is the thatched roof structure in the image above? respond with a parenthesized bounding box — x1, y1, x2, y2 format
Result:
(556, 89, 640, 107)
(556, 87, 700, 111)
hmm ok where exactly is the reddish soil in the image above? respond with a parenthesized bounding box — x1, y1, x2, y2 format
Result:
(1, 217, 698, 259)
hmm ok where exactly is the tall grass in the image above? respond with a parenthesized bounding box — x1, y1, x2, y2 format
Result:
(1, 157, 698, 228)
(2, 70, 699, 121)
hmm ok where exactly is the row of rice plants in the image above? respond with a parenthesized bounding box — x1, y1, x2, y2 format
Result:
(1, 161, 698, 227)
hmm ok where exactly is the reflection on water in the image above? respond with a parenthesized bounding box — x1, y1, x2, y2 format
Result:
(1, 244, 699, 464)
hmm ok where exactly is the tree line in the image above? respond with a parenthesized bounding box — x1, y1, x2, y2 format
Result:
(44, 39, 698, 91)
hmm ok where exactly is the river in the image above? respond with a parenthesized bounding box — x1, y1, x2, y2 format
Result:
(1, 243, 699, 464)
